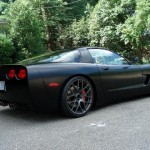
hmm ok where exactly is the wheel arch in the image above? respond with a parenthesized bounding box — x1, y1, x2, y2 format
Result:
(58, 74, 97, 108)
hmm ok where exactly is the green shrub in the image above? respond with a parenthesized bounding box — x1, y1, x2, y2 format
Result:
(0, 34, 15, 64)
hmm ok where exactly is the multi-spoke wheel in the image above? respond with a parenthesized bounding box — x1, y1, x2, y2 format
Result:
(61, 76, 94, 117)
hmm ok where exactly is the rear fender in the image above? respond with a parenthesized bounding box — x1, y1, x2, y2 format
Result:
(35, 64, 104, 109)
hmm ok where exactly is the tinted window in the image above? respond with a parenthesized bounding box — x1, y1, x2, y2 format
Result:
(20, 50, 82, 65)
(89, 49, 129, 65)
(40, 51, 80, 63)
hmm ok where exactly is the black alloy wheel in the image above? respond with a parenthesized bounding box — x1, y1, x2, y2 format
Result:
(61, 76, 94, 117)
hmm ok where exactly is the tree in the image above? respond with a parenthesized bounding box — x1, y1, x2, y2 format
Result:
(1, 0, 76, 62)
(64, 0, 149, 63)
(63, 0, 126, 51)
(0, 0, 149, 63)
(65, 0, 98, 20)
(59, 3, 93, 48)
(0, 1, 8, 15)
(5, 0, 45, 61)
(37, 0, 68, 50)
(120, 0, 150, 63)
(87, 0, 131, 51)
(0, 34, 14, 64)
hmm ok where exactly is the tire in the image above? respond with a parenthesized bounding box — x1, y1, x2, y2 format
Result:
(61, 76, 94, 117)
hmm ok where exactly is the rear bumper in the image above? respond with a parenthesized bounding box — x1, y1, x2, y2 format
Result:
(0, 81, 32, 109)
(0, 80, 59, 112)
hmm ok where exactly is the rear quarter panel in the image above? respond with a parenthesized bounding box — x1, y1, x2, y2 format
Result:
(27, 63, 103, 111)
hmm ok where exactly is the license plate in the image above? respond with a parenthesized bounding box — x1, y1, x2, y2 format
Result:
(0, 81, 6, 91)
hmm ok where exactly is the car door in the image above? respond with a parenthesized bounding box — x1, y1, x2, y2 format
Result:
(88, 48, 143, 102)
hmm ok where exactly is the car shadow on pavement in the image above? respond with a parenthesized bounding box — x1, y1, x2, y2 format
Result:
(0, 95, 149, 123)
(0, 107, 66, 123)
(92, 95, 150, 112)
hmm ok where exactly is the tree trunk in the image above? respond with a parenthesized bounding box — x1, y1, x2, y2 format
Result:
(41, 4, 55, 51)
(47, 26, 55, 51)
(137, 48, 143, 64)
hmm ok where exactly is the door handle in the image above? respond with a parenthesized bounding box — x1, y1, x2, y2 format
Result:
(102, 67, 109, 71)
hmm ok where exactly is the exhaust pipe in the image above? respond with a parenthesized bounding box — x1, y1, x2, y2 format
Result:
(9, 104, 17, 109)
(0, 101, 8, 106)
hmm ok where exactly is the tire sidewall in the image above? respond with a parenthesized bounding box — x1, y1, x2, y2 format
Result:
(61, 76, 94, 117)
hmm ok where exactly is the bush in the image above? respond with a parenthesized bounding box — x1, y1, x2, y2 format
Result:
(0, 34, 15, 64)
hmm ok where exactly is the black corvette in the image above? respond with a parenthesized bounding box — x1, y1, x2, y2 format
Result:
(0, 47, 150, 117)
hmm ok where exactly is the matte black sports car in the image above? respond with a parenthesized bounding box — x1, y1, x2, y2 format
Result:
(0, 47, 150, 117)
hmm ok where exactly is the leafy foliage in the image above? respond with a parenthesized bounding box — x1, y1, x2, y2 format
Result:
(120, 0, 150, 62)
(0, 1, 8, 15)
(59, 3, 93, 48)
(0, 0, 149, 63)
(0, 34, 14, 64)
(61, 0, 150, 62)
(5, 0, 45, 61)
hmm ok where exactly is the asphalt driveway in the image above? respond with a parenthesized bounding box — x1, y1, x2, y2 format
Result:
(0, 96, 150, 150)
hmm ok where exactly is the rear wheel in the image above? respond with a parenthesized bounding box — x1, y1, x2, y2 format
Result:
(61, 76, 94, 117)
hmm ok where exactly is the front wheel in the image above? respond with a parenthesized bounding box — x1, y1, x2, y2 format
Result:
(61, 76, 94, 117)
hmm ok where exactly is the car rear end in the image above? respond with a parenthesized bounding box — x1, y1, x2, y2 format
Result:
(0, 65, 32, 109)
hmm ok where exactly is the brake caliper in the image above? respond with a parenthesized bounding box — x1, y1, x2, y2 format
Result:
(82, 90, 86, 102)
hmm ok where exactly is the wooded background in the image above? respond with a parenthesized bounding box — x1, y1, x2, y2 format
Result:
(0, 0, 149, 64)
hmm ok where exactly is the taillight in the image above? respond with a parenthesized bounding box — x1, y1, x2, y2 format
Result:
(7, 69, 15, 79)
(17, 69, 27, 80)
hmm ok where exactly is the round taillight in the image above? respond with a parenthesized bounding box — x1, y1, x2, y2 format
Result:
(17, 69, 27, 80)
(7, 69, 15, 79)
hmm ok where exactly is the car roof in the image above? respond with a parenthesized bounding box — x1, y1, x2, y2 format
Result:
(77, 47, 108, 51)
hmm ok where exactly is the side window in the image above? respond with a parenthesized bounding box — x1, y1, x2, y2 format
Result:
(53, 51, 76, 62)
(54, 50, 82, 63)
(89, 49, 129, 65)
